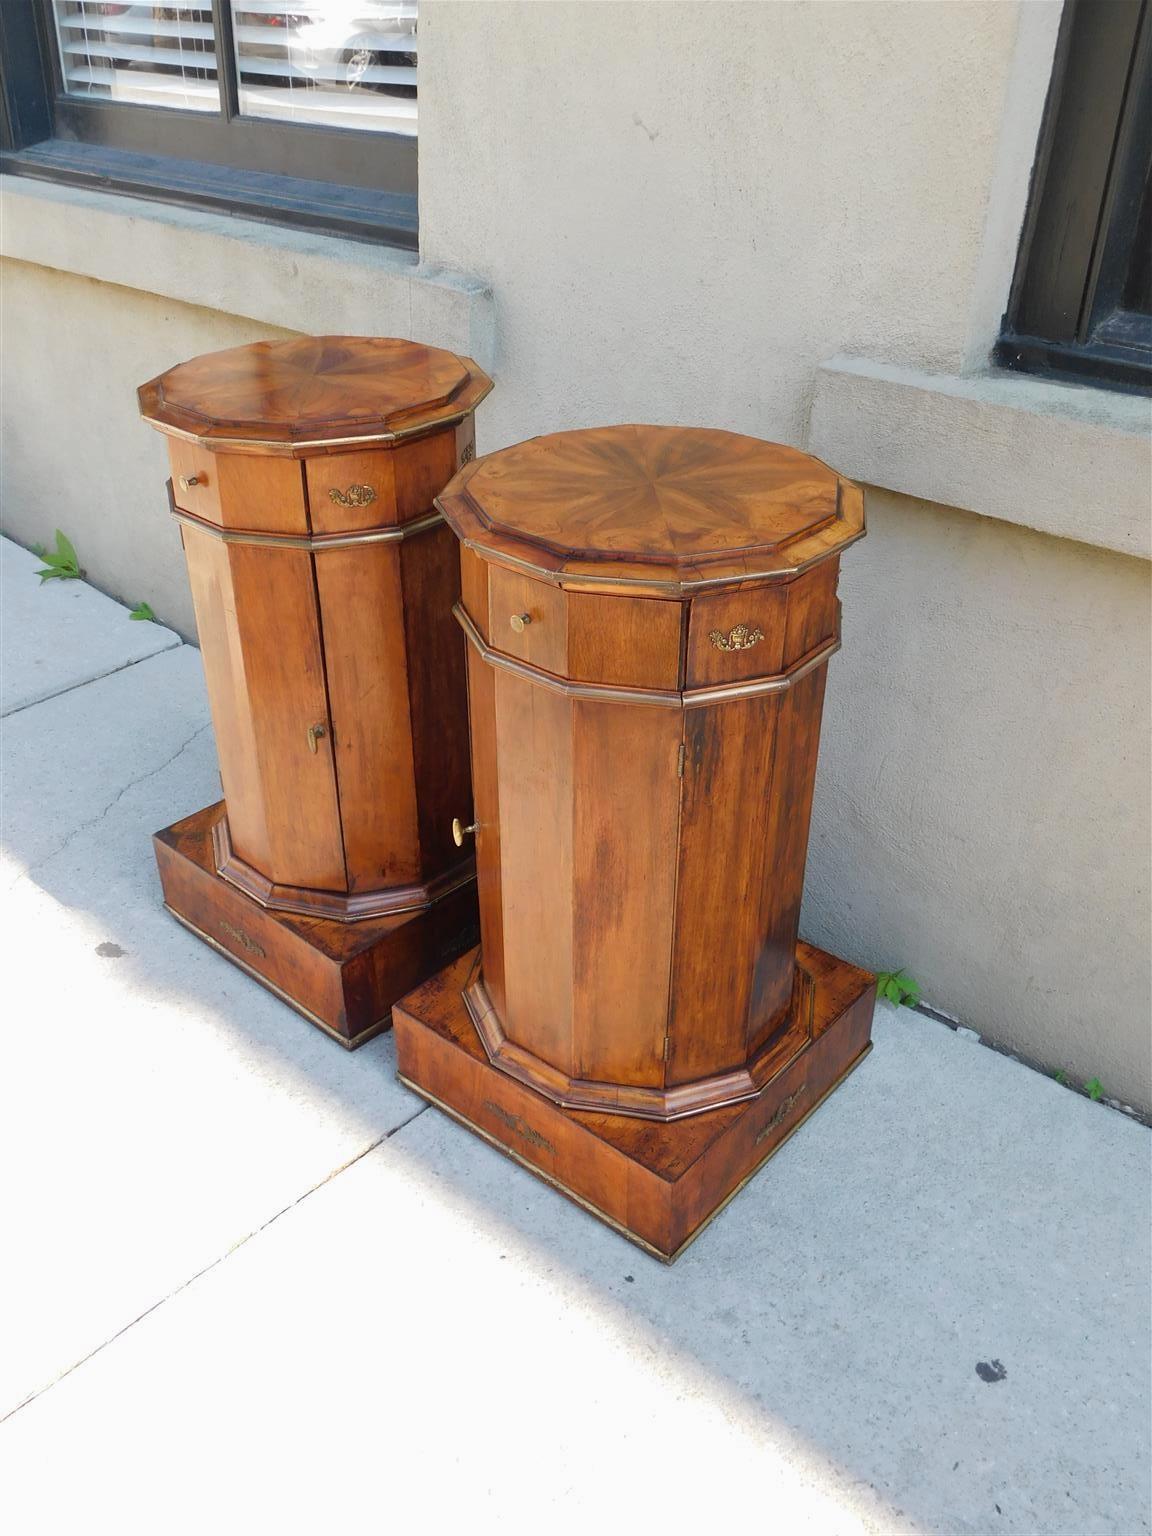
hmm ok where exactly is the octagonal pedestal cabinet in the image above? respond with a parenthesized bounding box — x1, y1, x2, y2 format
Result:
(394, 426, 878, 1257)
(139, 336, 492, 1048)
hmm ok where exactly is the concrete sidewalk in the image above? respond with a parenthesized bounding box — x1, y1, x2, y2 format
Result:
(1, 536, 1148, 1536)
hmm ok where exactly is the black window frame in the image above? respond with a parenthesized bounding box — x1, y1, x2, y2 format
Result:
(0, 1, 417, 249)
(996, 0, 1151, 395)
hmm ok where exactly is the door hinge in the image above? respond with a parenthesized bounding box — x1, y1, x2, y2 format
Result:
(677, 742, 686, 778)
(663, 1035, 672, 1062)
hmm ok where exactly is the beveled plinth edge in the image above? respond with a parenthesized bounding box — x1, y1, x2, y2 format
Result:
(211, 810, 476, 922)
(155, 802, 481, 1048)
(393, 944, 876, 1260)
(463, 962, 817, 1121)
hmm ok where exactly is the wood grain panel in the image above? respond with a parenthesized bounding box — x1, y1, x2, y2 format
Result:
(227, 543, 346, 889)
(313, 544, 420, 889)
(667, 695, 783, 1084)
(487, 566, 568, 673)
(400, 522, 473, 881)
(466, 645, 506, 1019)
(306, 449, 398, 535)
(566, 591, 684, 688)
(181, 526, 272, 875)
(571, 701, 682, 1087)
(459, 546, 490, 638)
(393, 428, 459, 524)
(494, 671, 574, 1075)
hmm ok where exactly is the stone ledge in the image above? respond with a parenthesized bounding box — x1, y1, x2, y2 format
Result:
(807, 355, 1151, 560)
(0, 174, 495, 369)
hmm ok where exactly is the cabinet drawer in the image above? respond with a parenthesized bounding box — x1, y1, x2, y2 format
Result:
(487, 566, 568, 674)
(686, 587, 789, 687)
(168, 441, 307, 535)
(306, 449, 397, 536)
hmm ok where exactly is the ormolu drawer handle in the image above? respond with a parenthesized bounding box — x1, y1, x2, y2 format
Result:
(307, 723, 327, 753)
(709, 624, 764, 652)
(329, 484, 376, 508)
(178, 474, 201, 491)
(452, 817, 478, 846)
(509, 613, 532, 633)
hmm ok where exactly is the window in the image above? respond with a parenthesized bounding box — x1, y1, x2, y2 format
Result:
(0, 3, 418, 247)
(997, 0, 1151, 394)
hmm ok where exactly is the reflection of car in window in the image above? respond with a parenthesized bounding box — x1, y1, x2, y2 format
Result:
(234, 7, 417, 103)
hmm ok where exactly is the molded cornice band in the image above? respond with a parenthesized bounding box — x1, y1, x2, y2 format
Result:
(453, 603, 840, 709)
(168, 487, 445, 550)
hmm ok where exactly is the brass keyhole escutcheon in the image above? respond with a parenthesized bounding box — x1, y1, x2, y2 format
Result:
(452, 817, 478, 847)
(509, 612, 532, 634)
(178, 473, 201, 491)
(307, 723, 328, 754)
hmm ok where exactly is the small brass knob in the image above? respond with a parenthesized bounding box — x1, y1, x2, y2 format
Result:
(307, 723, 327, 754)
(178, 473, 201, 491)
(509, 612, 532, 634)
(452, 817, 478, 847)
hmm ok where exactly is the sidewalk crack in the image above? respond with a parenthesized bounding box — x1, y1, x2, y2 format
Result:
(22, 723, 211, 878)
(1, 1116, 424, 1424)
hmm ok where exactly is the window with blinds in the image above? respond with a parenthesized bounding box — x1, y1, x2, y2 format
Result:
(49, 3, 418, 135)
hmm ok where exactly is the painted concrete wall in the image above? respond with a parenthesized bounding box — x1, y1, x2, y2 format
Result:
(417, 0, 1051, 447)
(1, 1, 1149, 1105)
(0, 262, 293, 636)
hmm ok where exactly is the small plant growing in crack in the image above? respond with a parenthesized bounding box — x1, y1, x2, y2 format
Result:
(1084, 1076, 1104, 1101)
(129, 602, 156, 622)
(32, 530, 82, 583)
(876, 967, 922, 1007)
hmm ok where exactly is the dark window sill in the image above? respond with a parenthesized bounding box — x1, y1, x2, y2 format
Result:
(994, 333, 1152, 397)
(0, 139, 417, 252)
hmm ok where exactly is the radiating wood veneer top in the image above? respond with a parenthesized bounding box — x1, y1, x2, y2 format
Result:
(139, 335, 492, 455)
(438, 425, 864, 594)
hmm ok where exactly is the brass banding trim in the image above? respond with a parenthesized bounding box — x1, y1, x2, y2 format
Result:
(169, 497, 444, 551)
(448, 525, 865, 595)
(454, 603, 840, 710)
(163, 906, 388, 1050)
(141, 375, 495, 453)
(399, 1042, 873, 1263)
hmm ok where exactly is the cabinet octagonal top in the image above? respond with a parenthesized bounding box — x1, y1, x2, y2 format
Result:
(438, 425, 864, 593)
(139, 335, 492, 455)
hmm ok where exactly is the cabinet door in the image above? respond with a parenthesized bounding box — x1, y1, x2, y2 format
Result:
(184, 531, 346, 891)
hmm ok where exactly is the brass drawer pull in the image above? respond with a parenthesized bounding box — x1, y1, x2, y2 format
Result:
(328, 484, 377, 508)
(509, 612, 532, 634)
(709, 624, 764, 652)
(452, 817, 478, 846)
(178, 473, 201, 491)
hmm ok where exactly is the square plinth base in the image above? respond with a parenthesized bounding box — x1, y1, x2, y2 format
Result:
(154, 803, 480, 1049)
(393, 945, 876, 1261)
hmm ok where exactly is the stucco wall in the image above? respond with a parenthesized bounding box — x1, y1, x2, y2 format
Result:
(1, 1, 1149, 1105)
(0, 261, 294, 636)
(418, 0, 1054, 447)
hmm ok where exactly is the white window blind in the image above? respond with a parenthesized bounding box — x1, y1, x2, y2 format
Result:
(233, 4, 418, 135)
(50, 3, 418, 135)
(51, 3, 221, 113)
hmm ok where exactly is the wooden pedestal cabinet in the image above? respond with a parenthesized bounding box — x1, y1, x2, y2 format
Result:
(139, 336, 492, 1047)
(393, 426, 877, 1256)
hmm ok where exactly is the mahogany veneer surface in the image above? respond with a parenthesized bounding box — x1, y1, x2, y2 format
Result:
(430, 426, 869, 1119)
(140, 336, 491, 1045)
